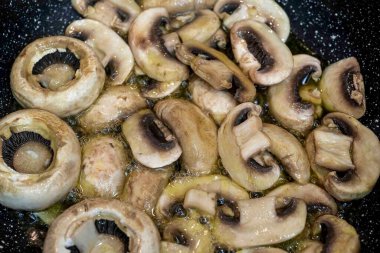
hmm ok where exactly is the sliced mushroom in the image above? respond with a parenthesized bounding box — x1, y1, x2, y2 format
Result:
(319, 57, 366, 118)
(161, 241, 190, 253)
(305, 112, 380, 201)
(121, 163, 173, 216)
(0, 109, 81, 211)
(65, 19, 134, 85)
(79, 135, 128, 198)
(214, 0, 253, 29)
(213, 196, 307, 248)
(175, 41, 256, 102)
(163, 218, 213, 253)
(141, 78, 182, 99)
(206, 28, 228, 50)
(176, 10, 220, 43)
(154, 98, 218, 175)
(239, 247, 288, 253)
(262, 123, 310, 184)
(230, 20, 293, 86)
(122, 109, 182, 168)
(268, 54, 322, 134)
(128, 8, 189, 82)
(10, 36, 105, 117)
(189, 76, 237, 124)
(141, 0, 217, 14)
(43, 198, 160, 253)
(267, 183, 337, 215)
(218, 103, 280, 191)
(297, 240, 323, 253)
(311, 215, 360, 253)
(71, 0, 141, 36)
(77, 85, 147, 133)
(156, 175, 249, 219)
(183, 188, 217, 215)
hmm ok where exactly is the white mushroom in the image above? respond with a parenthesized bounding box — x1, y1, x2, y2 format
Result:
(141, 0, 217, 14)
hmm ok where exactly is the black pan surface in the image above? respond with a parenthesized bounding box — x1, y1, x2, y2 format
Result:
(0, 0, 379, 252)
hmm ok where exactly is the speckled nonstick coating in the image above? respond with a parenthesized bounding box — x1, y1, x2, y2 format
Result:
(0, 0, 379, 252)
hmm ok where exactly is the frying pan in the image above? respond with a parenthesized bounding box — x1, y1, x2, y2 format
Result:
(0, 0, 379, 252)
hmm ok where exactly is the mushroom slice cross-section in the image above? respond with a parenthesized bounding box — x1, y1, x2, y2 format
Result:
(141, 0, 217, 14)
(230, 20, 293, 86)
(0, 109, 81, 211)
(79, 135, 128, 198)
(128, 7, 189, 82)
(66, 19, 134, 85)
(154, 98, 218, 175)
(311, 215, 360, 253)
(267, 183, 338, 215)
(10, 36, 105, 118)
(122, 109, 182, 168)
(268, 54, 322, 135)
(305, 112, 380, 201)
(213, 196, 307, 248)
(218, 102, 280, 191)
(156, 175, 249, 219)
(262, 123, 310, 184)
(319, 57, 366, 118)
(175, 41, 256, 102)
(43, 198, 160, 253)
(71, 0, 141, 36)
(77, 85, 147, 133)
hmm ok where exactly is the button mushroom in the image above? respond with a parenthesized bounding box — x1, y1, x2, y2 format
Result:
(128, 8, 189, 82)
(175, 41, 256, 102)
(266, 183, 337, 215)
(305, 112, 380, 201)
(10, 36, 105, 118)
(141, 0, 217, 14)
(319, 57, 366, 118)
(0, 109, 81, 211)
(43, 198, 160, 253)
(262, 123, 310, 184)
(154, 98, 218, 175)
(206, 28, 228, 50)
(218, 103, 281, 191)
(79, 135, 128, 198)
(156, 175, 249, 219)
(230, 20, 293, 86)
(77, 85, 147, 133)
(71, 0, 141, 36)
(65, 19, 134, 85)
(311, 215, 360, 253)
(213, 196, 307, 248)
(122, 109, 182, 168)
(268, 54, 322, 135)
(188, 76, 237, 125)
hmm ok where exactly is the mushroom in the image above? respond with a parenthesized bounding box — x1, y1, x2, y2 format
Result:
(128, 8, 189, 82)
(214, 0, 290, 41)
(176, 10, 220, 43)
(120, 163, 173, 216)
(141, 0, 217, 14)
(155, 175, 249, 219)
(268, 54, 322, 134)
(183, 189, 218, 215)
(154, 98, 218, 175)
(230, 20, 293, 86)
(213, 196, 307, 248)
(175, 41, 256, 102)
(238, 247, 287, 253)
(297, 240, 323, 253)
(65, 19, 134, 85)
(206, 28, 228, 50)
(10, 36, 105, 118)
(79, 135, 128, 198)
(305, 112, 380, 201)
(218, 103, 281, 191)
(266, 183, 338, 215)
(311, 215, 360, 253)
(43, 198, 160, 253)
(163, 218, 213, 253)
(161, 241, 190, 253)
(137, 76, 183, 99)
(122, 109, 182, 168)
(77, 85, 147, 133)
(71, 0, 141, 36)
(188, 76, 237, 124)
(262, 123, 310, 184)
(319, 57, 366, 118)
(0, 109, 81, 210)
